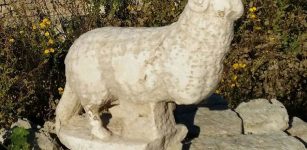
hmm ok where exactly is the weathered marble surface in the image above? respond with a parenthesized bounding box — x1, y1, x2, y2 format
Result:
(55, 0, 244, 149)
(235, 99, 289, 134)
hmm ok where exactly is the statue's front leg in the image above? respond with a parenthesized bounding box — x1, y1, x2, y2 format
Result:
(83, 104, 112, 140)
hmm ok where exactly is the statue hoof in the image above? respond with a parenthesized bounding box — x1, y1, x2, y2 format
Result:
(92, 127, 112, 140)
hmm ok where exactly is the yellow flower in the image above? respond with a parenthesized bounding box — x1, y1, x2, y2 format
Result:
(39, 18, 51, 29)
(232, 63, 240, 69)
(249, 7, 257, 12)
(48, 39, 54, 45)
(42, 18, 50, 24)
(9, 38, 15, 43)
(44, 32, 50, 37)
(250, 14, 257, 19)
(32, 25, 37, 30)
(127, 5, 134, 11)
(239, 63, 246, 68)
(49, 48, 55, 53)
(232, 75, 238, 81)
(58, 87, 64, 94)
(44, 49, 50, 54)
(233, 63, 246, 70)
(252, 7, 257, 11)
(255, 26, 262, 30)
(45, 20, 51, 25)
(39, 22, 46, 29)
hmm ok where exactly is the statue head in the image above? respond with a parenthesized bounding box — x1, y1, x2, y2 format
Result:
(188, 0, 244, 20)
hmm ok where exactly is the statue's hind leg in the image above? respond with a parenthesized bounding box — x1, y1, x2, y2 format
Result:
(80, 90, 112, 140)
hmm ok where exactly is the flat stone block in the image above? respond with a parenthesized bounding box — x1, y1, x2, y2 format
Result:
(58, 116, 170, 150)
(59, 129, 150, 150)
(190, 132, 306, 150)
(194, 108, 242, 136)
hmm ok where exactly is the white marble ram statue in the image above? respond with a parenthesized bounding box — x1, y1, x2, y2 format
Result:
(56, 0, 243, 139)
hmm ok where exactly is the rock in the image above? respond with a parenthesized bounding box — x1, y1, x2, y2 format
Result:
(42, 121, 56, 134)
(175, 95, 238, 139)
(32, 121, 59, 150)
(0, 128, 7, 144)
(10, 118, 32, 129)
(235, 99, 289, 134)
(287, 117, 307, 144)
(34, 130, 59, 150)
(194, 107, 242, 136)
(190, 132, 306, 150)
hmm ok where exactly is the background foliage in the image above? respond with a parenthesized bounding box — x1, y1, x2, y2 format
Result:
(0, 0, 306, 128)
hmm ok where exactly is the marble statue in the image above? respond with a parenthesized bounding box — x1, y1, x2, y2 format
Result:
(55, 0, 243, 149)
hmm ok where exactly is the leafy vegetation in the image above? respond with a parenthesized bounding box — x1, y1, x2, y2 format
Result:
(8, 127, 30, 150)
(217, 0, 307, 120)
(0, 0, 306, 129)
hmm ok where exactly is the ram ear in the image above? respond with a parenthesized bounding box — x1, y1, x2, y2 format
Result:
(209, 0, 243, 20)
(227, 0, 244, 20)
(188, 0, 209, 12)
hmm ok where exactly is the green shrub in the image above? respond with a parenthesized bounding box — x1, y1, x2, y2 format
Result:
(8, 127, 30, 150)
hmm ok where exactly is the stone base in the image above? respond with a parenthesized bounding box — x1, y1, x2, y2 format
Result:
(58, 120, 156, 150)
(58, 102, 187, 150)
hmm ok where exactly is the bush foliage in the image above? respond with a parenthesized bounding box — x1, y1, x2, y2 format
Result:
(0, 0, 306, 128)
(8, 127, 30, 150)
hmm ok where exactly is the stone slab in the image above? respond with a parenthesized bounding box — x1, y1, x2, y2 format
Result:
(190, 132, 306, 150)
(194, 107, 242, 136)
(59, 117, 158, 150)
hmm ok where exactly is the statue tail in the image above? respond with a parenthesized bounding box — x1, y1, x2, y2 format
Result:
(55, 83, 82, 134)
